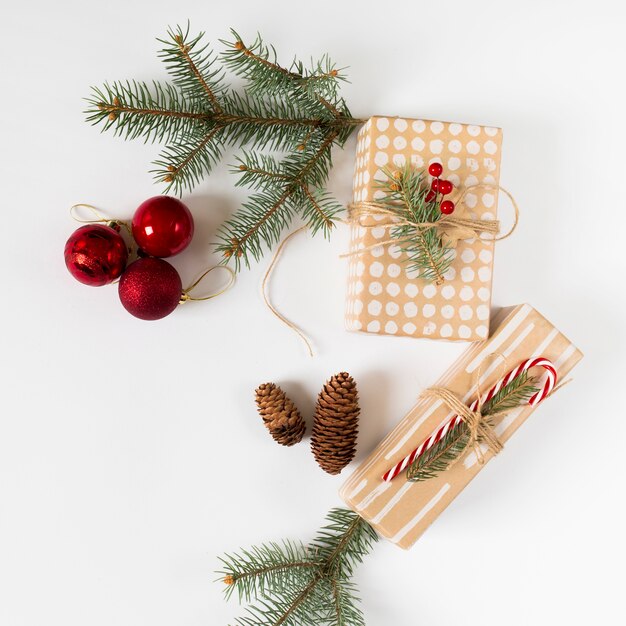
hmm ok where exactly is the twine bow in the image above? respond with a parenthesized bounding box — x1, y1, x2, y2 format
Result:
(344, 183, 519, 256)
(420, 387, 503, 466)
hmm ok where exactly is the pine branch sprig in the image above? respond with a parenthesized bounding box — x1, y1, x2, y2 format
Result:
(218, 540, 318, 603)
(157, 24, 225, 111)
(85, 25, 364, 269)
(216, 129, 341, 268)
(85, 80, 210, 144)
(220, 29, 346, 104)
(406, 372, 540, 483)
(218, 508, 378, 626)
(377, 165, 454, 285)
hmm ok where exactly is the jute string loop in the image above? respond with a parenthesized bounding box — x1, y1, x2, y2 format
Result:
(341, 183, 519, 260)
(419, 352, 510, 466)
(180, 265, 236, 303)
(262, 226, 314, 357)
(420, 387, 503, 466)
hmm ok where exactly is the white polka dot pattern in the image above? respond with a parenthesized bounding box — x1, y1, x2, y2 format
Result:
(345, 117, 502, 341)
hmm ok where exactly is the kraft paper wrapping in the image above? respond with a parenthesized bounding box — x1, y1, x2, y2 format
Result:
(345, 116, 503, 341)
(339, 304, 583, 549)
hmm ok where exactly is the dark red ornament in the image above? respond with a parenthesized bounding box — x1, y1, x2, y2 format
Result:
(428, 162, 443, 178)
(131, 196, 194, 258)
(438, 180, 454, 196)
(64, 224, 128, 286)
(118, 257, 182, 320)
(425, 190, 436, 202)
(440, 200, 455, 215)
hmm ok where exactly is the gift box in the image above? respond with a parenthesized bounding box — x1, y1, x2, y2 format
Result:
(345, 116, 504, 341)
(339, 304, 583, 549)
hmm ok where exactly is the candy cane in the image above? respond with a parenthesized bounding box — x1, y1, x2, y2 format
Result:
(381, 357, 557, 482)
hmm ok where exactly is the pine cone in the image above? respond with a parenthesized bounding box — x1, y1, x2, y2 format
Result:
(311, 372, 360, 475)
(255, 383, 306, 446)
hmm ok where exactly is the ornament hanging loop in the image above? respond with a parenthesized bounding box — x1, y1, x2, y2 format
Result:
(70, 203, 130, 234)
(180, 265, 236, 303)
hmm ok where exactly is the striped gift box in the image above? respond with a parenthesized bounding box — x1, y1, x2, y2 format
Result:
(339, 303, 583, 549)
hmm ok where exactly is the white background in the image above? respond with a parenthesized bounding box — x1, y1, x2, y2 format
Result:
(2, 1, 625, 624)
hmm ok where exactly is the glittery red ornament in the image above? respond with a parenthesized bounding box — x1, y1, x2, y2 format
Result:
(428, 162, 443, 178)
(64, 224, 128, 286)
(131, 196, 194, 258)
(118, 257, 182, 320)
(438, 180, 454, 196)
(440, 200, 455, 215)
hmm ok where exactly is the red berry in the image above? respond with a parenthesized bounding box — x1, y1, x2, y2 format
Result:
(430, 179, 440, 191)
(428, 163, 443, 177)
(425, 190, 436, 202)
(440, 200, 455, 215)
(64, 224, 128, 286)
(438, 180, 454, 195)
(132, 196, 194, 258)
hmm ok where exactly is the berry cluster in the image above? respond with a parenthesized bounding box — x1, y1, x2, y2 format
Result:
(426, 162, 455, 215)
(64, 196, 195, 320)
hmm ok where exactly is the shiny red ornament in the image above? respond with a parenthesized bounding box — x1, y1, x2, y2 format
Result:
(440, 200, 455, 215)
(64, 224, 128, 286)
(428, 162, 443, 178)
(118, 257, 182, 320)
(132, 196, 194, 258)
(438, 180, 454, 196)
(430, 179, 440, 191)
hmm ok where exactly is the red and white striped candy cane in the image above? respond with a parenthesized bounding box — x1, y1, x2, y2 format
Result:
(381, 357, 557, 483)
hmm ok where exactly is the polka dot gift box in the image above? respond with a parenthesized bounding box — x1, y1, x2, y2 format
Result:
(345, 116, 503, 341)
(340, 304, 583, 549)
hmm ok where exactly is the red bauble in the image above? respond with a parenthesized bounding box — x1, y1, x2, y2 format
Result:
(118, 257, 182, 320)
(440, 200, 455, 215)
(132, 196, 194, 258)
(425, 190, 436, 202)
(438, 180, 454, 196)
(428, 162, 443, 178)
(430, 179, 440, 191)
(64, 224, 128, 286)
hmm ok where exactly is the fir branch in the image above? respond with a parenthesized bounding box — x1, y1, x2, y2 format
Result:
(218, 508, 378, 626)
(481, 371, 539, 415)
(157, 24, 225, 112)
(85, 25, 364, 269)
(407, 372, 540, 483)
(221, 29, 346, 107)
(216, 130, 340, 268)
(152, 125, 224, 194)
(378, 165, 454, 285)
(329, 579, 366, 626)
(219, 540, 318, 603)
(85, 80, 210, 144)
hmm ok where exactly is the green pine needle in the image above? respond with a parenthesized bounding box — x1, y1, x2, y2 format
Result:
(85, 24, 364, 269)
(218, 508, 378, 626)
(376, 165, 454, 284)
(406, 371, 540, 483)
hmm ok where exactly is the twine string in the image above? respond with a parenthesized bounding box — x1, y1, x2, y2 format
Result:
(262, 226, 314, 357)
(420, 352, 509, 466)
(340, 183, 519, 259)
(420, 387, 503, 466)
(180, 265, 236, 302)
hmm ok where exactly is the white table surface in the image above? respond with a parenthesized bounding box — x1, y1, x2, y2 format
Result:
(2, 1, 625, 624)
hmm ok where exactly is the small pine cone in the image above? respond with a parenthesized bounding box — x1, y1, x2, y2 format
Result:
(255, 383, 306, 447)
(311, 372, 360, 475)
